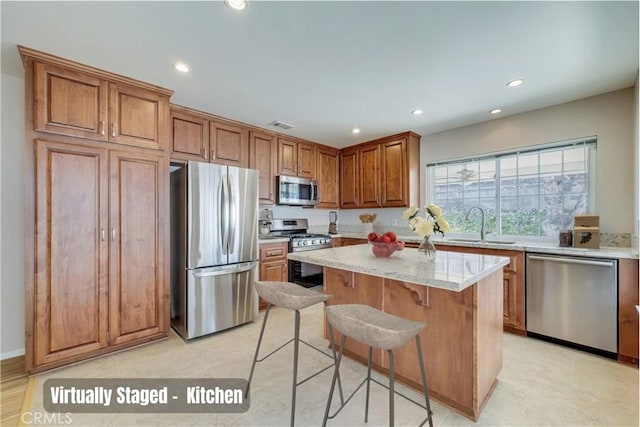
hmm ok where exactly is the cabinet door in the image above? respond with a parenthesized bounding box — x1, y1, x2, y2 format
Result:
(277, 137, 298, 176)
(339, 148, 359, 208)
(171, 109, 209, 161)
(297, 141, 316, 178)
(210, 120, 249, 167)
(316, 146, 340, 208)
(358, 144, 381, 207)
(34, 140, 109, 366)
(250, 131, 277, 205)
(109, 150, 168, 346)
(380, 138, 407, 207)
(109, 83, 169, 150)
(34, 62, 109, 141)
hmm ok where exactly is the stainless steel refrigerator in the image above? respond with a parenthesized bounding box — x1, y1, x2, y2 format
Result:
(170, 161, 259, 339)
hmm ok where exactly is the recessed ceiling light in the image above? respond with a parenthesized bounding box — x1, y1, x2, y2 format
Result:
(507, 79, 524, 87)
(174, 62, 190, 73)
(352, 128, 361, 134)
(411, 109, 423, 115)
(490, 108, 502, 114)
(225, 0, 247, 10)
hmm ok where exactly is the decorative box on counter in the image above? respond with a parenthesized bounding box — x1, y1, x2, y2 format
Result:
(573, 215, 599, 249)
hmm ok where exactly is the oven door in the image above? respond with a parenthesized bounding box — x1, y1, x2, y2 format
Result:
(277, 176, 318, 206)
(288, 258, 323, 288)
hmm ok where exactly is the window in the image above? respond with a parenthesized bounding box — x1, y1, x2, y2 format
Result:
(426, 138, 596, 239)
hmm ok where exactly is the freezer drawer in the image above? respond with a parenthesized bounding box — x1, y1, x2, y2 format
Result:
(526, 254, 617, 354)
(172, 262, 258, 339)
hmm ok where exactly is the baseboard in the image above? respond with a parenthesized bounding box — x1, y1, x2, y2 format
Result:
(1, 348, 26, 360)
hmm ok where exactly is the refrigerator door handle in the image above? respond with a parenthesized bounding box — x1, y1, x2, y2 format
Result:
(227, 175, 236, 254)
(193, 263, 256, 278)
(219, 176, 228, 255)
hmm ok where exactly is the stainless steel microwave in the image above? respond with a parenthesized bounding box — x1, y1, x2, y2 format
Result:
(276, 175, 318, 206)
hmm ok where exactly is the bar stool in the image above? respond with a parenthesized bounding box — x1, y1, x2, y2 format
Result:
(245, 281, 343, 427)
(322, 304, 434, 427)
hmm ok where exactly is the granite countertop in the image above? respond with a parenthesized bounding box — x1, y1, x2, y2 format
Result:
(333, 232, 639, 260)
(287, 244, 510, 292)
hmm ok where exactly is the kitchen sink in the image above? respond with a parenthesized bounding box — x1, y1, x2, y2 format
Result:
(446, 238, 517, 245)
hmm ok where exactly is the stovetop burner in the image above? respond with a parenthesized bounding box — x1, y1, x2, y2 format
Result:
(290, 233, 332, 240)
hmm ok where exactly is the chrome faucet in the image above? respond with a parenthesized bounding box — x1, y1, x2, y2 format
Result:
(465, 206, 486, 241)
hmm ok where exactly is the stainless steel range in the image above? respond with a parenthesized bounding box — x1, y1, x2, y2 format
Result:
(270, 219, 332, 287)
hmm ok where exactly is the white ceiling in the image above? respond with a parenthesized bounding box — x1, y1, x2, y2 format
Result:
(2, 1, 638, 148)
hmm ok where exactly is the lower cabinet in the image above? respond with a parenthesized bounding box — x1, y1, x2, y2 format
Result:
(258, 241, 289, 309)
(336, 237, 367, 246)
(435, 244, 525, 334)
(30, 140, 168, 371)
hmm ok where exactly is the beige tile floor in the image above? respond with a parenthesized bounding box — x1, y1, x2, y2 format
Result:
(27, 303, 638, 426)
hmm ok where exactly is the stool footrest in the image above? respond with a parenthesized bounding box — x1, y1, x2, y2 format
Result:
(327, 375, 433, 424)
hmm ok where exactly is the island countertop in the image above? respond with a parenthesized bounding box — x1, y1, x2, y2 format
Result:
(288, 244, 510, 292)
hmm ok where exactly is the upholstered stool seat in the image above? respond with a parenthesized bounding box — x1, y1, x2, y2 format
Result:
(323, 304, 434, 427)
(326, 304, 426, 350)
(246, 281, 342, 427)
(255, 281, 332, 310)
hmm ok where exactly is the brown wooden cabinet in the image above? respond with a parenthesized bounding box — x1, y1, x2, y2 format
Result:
(337, 237, 368, 246)
(32, 55, 170, 151)
(618, 258, 639, 364)
(277, 137, 316, 178)
(34, 141, 109, 367)
(170, 106, 209, 162)
(436, 244, 525, 334)
(339, 147, 359, 208)
(339, 131, 420, 209)
(210, 120, 249, 168)
(32, 140, 168, 369)
(23, 47, 171, 372)
(358, 144, 381, 207)
(108, 149, 168, 346)
(250, 131, 277, 205)
(258, 242, 289, 309)
(316, 146, 340, 208)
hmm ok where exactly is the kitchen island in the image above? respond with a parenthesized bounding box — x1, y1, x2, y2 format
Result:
(288, 244, 510, 420)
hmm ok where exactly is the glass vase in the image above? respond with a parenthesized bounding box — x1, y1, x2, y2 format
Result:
(418, 235, 437, 261)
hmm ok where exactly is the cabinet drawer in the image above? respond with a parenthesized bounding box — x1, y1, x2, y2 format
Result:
(259, 242, 288, 261)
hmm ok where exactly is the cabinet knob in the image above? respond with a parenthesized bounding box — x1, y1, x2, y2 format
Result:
(111, 228, 116, 241)
(101, 228, 106, 241)
(202, 147, 208, 159)
(100, 121, 106, 136)
(111, 123, 116, 137)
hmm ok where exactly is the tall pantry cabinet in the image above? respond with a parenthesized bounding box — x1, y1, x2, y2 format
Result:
(21, 46, 172, 372)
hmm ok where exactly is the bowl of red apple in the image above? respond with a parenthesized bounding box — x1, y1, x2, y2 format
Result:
(367, 232, 405, 258)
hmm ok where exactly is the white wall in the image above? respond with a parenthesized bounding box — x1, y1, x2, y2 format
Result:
(420, 89, 636, 234)
(1, 73, 26, 358)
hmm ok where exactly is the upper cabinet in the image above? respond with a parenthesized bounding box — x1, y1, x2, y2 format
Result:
(31, 54, 171, 151)
(277, 137, 316, 179)
(340, 131, 420, 209)
(339, 147, 359, 208)
(210, 120, 249, 168)
(250, 130, 277, 205)
(169, 105, 249, 168)
(316, 146, 340, 208)
(170, 106, 209, 162)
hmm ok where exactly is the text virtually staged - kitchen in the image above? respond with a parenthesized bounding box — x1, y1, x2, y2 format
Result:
(1, 1, 639, 426)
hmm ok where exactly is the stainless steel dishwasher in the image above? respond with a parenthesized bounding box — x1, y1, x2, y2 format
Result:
(526, 253, 617, 357)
